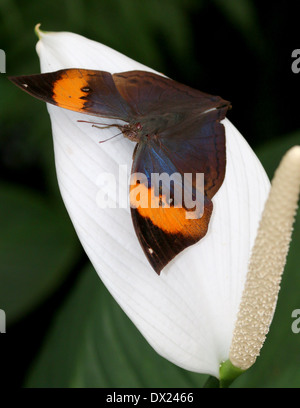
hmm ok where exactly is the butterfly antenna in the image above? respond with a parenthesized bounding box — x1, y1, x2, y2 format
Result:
(77, 119, 117, 130)
(77, 120, 123, 143)
(98, 131, 123, 144)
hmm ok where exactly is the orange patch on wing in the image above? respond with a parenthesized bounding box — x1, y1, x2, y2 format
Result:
(52, 69, 90, 111)
(130, 183, 209, 237)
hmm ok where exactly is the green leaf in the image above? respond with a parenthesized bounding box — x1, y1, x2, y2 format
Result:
(25, 264, 208, 388)
(0, 184, 80, 323)
(202, 375, 220, 388)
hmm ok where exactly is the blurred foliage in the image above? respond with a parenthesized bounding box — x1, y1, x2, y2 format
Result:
(0, 184, 80, 322)
(0, 0, 299, 388)
(25, 264, 208, 388)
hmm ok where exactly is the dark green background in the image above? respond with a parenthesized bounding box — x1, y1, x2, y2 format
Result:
(0, 0, 299, 388)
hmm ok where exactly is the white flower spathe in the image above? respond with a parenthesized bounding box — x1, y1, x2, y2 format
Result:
(35, 27, 270, 377)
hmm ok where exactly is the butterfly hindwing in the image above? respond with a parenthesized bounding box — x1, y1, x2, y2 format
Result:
(130, 141, 213, 274)
(159, 106, 228, 199)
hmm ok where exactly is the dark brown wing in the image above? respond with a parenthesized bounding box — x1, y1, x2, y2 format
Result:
(158, 107, 228, 198)
(113, 70, 227, 117)
(114, 71, 229, 199)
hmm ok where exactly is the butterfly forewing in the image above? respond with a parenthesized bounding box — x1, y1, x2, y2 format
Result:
(9, 69, 133, 121)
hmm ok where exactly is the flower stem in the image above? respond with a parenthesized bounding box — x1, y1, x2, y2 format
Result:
(219, 360, 245, 388)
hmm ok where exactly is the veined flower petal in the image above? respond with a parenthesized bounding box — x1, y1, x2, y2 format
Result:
(35, 27, 270, 377)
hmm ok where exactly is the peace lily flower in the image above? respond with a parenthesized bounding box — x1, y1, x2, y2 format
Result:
(29, 25, 299, 384)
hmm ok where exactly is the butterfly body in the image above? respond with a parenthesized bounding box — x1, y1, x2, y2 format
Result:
(9, 69, 230, 274)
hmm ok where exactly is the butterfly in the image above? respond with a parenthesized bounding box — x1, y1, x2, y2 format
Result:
(9, 69, 230, 274)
